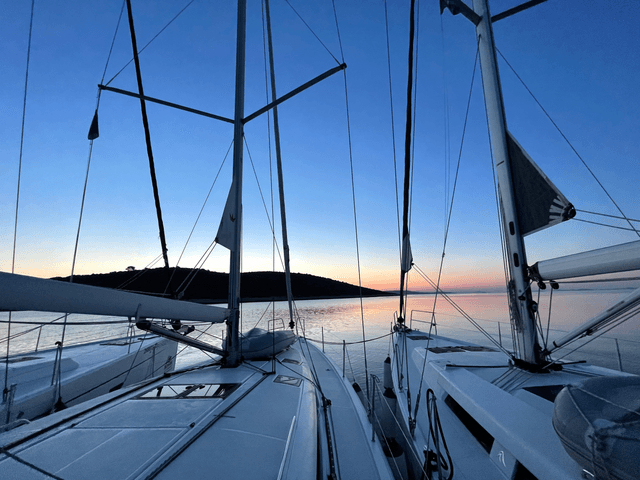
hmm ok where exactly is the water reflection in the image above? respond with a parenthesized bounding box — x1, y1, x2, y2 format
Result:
(2, 291, 638, 383)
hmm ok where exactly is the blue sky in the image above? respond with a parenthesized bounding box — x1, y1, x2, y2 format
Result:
(1, 0, 639, 292)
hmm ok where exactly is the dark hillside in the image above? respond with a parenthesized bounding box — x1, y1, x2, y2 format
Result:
(52, 268, 393, 303)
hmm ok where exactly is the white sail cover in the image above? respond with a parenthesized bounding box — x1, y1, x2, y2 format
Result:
(215, 180, 239, 250)
(0, 272, 230, 323)
(531, 240, 640, 281)
(507, 132, 575, 236)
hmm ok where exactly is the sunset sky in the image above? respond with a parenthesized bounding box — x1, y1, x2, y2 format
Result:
(2, 0, 639, 293)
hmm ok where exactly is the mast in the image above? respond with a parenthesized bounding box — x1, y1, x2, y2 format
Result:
(471, 0, 543, 365)
(398, 0, 417, 325)
(225, 0, 247, 366)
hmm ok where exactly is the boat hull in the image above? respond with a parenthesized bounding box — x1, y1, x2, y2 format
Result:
(387, 328, 633, 479)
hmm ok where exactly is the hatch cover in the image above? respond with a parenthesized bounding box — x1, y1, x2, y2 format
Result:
(274, 375, 302, 387)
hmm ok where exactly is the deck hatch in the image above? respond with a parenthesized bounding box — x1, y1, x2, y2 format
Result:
(138, 383, 239, 399)
(273, 375, 302, 387)
(408, 335, 430, 341)
(281, 358, 300, 365)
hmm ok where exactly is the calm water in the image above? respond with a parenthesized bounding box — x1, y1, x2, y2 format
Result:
(2, 291, 639, 386)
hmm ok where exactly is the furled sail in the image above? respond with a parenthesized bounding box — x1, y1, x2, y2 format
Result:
(507, 132, 575, 236)
(215, 180, 239, 251)
(401, 233, 413, 272)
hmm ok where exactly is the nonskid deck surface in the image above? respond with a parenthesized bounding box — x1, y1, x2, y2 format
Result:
(391, 329, 624, 479)
(0, 340, 392, 480)
(0, 335, 176, 426)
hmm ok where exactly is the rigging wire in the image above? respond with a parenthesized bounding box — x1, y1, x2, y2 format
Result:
(439, 15, 452, 226)
(572, 218, 640, 233)
(104, 0, 197, 87)
(429, 47, 480, 330)
(413, 265, 512, 357)
(283, 0, 340, 65)
(5, 0, 36, 401)
(243, 137, 287, 274)
(331, 0, 370, 402)
(165, 139, 233, 297)
(545, 303, 640, 369)
(100, 0, 126, 87)
(495, 47, 639, 238)
(577, 209, 640, 224)
(383, 0, 403, 264)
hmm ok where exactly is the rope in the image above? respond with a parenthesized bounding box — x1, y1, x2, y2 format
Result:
(120, 328, 150, 387)
(495, 47, 639, 238)
(426, 389, 454, 480)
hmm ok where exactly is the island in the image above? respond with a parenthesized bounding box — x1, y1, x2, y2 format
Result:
(52, 268, 394, 303)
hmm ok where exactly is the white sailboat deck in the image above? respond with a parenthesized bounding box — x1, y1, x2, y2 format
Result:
(0, 335, 176, 428)
(0, 339, 392, 480)
(393, 330, 626, 479)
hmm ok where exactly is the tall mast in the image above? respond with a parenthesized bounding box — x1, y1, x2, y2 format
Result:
(398, 0, 417, 325)
(471, 0, 543, 365)
(226, 0, 247, 366)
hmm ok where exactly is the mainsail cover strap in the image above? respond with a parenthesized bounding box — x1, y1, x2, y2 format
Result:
(0, 272, 230, 323)
(507, 131, 575, 236)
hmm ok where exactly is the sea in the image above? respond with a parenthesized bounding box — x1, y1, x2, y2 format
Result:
(3, 290, 639, 386)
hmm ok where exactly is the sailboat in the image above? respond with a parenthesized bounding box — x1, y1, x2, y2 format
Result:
(386, 1, 640, 479)
(0, 1, 394, 479)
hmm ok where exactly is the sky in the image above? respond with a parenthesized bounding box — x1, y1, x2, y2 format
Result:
(1, 0, 639, 293)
